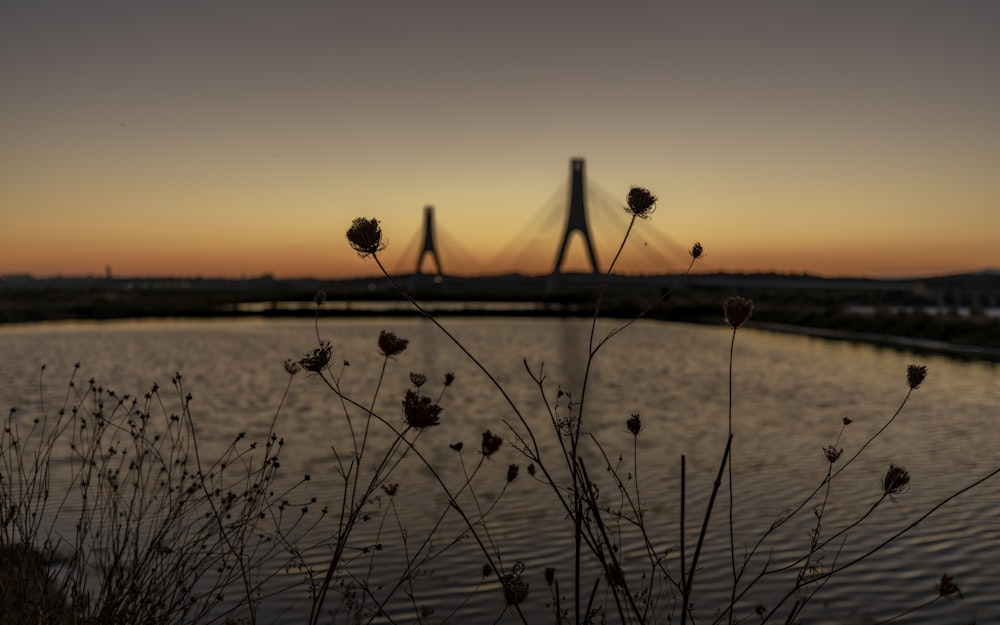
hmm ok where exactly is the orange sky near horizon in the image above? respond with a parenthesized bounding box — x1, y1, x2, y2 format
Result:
(3, 2, 998, 281)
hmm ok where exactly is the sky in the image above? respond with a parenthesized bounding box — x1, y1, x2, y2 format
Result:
(2, 1, 998, 280)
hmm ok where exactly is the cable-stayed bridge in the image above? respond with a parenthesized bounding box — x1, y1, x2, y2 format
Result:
(383, 158, 693, 278)
(333, 158, 994, 325)
(330, 157, 960, 320)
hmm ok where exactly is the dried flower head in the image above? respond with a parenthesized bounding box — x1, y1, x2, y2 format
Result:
(527, 463, 536, 476)
(283, 359, 301, 375)
(449, 441, 464, 452)
(381, 482, 399, 497)
(346, 217, 386, 257)
(402, 389, 442, 429)
(689, 241, 704, 260)
(544, 567, 555, 587)
(937, 573, 962, 598)
(299, 341, 332, 373)
(442, 371, 456, 386)
(409, 372, 427, 388)
(506, 464, 519, 482)
(501, 563, 529, 605)
(378, 330, 409, 357)
(723, 296, 754, 329)
(626, 413, 642, 436)
(481, 430, 503, 457)
(881, 464, 911, 496)
(481, 563, 493, 577)
(842, 417, 854, 425)
(907, 364, 928, 389)
(314, 290, 326, 306)
(823, 445, 843, 463)
(625, 186, 657, 219)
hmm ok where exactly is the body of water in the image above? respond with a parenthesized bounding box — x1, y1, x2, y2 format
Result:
(1, 317, 998, 625)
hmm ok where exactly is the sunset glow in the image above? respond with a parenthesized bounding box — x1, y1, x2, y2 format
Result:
(3, 2, 998, 280)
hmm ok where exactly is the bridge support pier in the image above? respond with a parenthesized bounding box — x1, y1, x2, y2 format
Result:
(552, 158, 599, 274)
(416, 205, 443, 276)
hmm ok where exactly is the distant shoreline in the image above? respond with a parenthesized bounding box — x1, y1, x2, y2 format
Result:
(3, 305, 998, 363)
(748, 321, 1000, 362)
(3, 271, 998, 361)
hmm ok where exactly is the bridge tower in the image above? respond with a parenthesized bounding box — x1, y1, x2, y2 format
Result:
(416, 205, 443, 275)
(552, 158, 599, 274)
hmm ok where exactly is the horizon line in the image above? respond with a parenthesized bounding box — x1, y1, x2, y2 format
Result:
(4, 268, 999, 284)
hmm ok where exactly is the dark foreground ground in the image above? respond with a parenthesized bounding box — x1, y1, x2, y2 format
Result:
(2, 272, 999, 360)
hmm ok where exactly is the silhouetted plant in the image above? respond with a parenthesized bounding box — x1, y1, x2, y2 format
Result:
(336, 182, 999, 625)
(1, 364, 318, 625)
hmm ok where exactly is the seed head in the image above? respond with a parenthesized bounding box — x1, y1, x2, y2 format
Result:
(527, 463, 536, 476)
(907, 364, 928, 390)
(626, 413, 642, 436)
(881, 464, 911, 497)
(381, 482, 399, 497)
(625, 186, 657, 219)
(723, 296, 754, 329)
(449, 441, 463, 452)
(823, 445, 843, 464)
(501, 568, 529, 605)
(842, 417, 853, 425)
(506, 464, 519, 482)
(283, 359, 301, 375)
(937, 573, 962, 598)
(689, 241, 704, 260)
(442, 371, 456, 386)
(402, 389, 441, 429)
(314, 290, 326, 306)
(481, 430, 503, 457)
(409, 372, 427, 388)
(544, 567, 555, 587)
(299, 341, 332, 373)
(378, 330, 409, 357)
(346, 217, 386, 257)
(481, 563, 492, 577)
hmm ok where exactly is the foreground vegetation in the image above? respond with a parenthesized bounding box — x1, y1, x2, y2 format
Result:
(3, 187, 997, 624)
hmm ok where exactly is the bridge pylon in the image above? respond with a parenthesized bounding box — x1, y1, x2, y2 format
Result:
(552, 158, 599, 274)
(416, 205, 443, 275)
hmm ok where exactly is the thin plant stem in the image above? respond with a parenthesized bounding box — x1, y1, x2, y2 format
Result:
(726, 327, 737, 623)
(179, 376, 259, 624)
(679, 455, 687, 615)
(349, 355, 390, 520)
(870, 596, 944, 624)
(591, 255, 698, 355)
(568, 213, 637, 624)
(577, 459, 647, 625)
(735, 389, 916, 587)
(308, 372, 530, 625)
(759, 465, 1000, 624)
(682, 433, 732, 625)
(372, 254, 536, 452)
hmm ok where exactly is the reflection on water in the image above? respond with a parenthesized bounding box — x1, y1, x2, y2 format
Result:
(1, 317, 998, 624)
(232, 300, 545, 313)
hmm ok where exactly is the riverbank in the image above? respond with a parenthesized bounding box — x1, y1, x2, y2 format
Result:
(3, 272, 998, 361)
(750, 321, 1000, 362)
